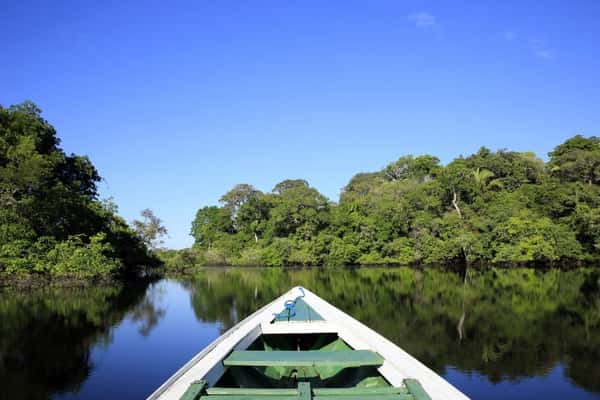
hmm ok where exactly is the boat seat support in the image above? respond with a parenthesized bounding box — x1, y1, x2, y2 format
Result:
(181, 379, 431, 400)
(180, 380, 207, 400)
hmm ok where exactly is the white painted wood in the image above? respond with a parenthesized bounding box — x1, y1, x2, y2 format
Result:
(147, 287, 299, 400)
(148, 286, 470, 400)
(260, 320, 333, 335)
(298, 287, 470, 400)
(201, 324, 262, 386)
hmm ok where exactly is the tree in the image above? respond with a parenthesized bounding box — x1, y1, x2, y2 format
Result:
(132, 209, 168, 250)
(220, 184, 260, 211)
(219, 184, 261, 228)
(465, 147, 546, 190)
(272, 179, 309, 194)
(270, 183, 329, 240)
(472, 168, 503, 192)
(0, 102, 103, 240)
(549, 135, 600, 185)
(190, 206, 233, 248)
(383, 155, 441, 183)
(0, 101, 158, 276)
(183, 135, 599, 267)
(340, 172, 384, 203)
(237, 194, 272, 242)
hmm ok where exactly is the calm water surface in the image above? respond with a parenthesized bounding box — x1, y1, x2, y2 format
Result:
(1, 267, 600, 400)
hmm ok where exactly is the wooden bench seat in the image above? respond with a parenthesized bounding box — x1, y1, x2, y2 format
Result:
(223, 350, 384, 368)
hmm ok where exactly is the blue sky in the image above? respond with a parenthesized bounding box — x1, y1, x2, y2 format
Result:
(2, 1, 599, 248)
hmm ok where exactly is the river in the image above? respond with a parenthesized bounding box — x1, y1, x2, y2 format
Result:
(1, 267, 599, 399)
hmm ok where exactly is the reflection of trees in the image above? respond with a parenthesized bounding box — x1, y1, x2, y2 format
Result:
(128, 283, 166, 337)
(185, 267, 600, 393)
(0, 281, 151, 399)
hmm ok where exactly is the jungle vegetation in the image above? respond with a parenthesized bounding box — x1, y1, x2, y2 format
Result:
(161, 134, 600, 268)
(0, 102, 161, 278)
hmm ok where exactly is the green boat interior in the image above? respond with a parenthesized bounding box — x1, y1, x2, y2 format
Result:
(178, 293, 432, 399)
(180, 333, 432, 400)
(218, 334, 386, 388)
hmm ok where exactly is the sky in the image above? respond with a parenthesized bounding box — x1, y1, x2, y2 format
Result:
(1, 0, 600, 248)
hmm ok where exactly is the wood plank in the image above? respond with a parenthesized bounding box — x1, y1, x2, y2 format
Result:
(179, 380, 206, 400)
(206, 388, 298, 396)
(298, 288, 470, 400)
(298, 382, 311, 400)
(260, 321, 332, 335)
(148, 287, 296, 400)
(313, 395, 411, 400)
(200, 396, 297, 400)
(223, 350, 384, 368)
(313, 387, 406, 396)
(404, 379, 432, 400)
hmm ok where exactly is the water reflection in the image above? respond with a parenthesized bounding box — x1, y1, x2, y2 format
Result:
(128, 285, 167, 337)
(0, 281, 154, 399)
(186, 267, 600, 395)
(1, 267, 599, 399)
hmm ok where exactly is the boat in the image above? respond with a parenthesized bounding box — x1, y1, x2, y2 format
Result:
(147, 286, 469, 400)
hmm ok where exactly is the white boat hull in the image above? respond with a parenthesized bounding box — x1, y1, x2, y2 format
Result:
(147, 286, 469, 400)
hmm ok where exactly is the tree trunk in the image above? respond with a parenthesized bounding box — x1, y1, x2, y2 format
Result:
(254, 232, 258, 243)
(452, 190, 462, 219)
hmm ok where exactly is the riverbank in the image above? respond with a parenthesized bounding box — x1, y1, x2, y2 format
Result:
(156, 247, 593, 273)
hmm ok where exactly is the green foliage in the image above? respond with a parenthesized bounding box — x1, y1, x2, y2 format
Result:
(384, 155, 442, 182)
(190, 206, 234, 247)
(181, 135, 600, 267)
(325, 238, 360, 266)
(549, 135, 600, 185)
(1, 234, 120, 277)
(492, 213, 582, 262)
(0, 102, 158, 277)
(155, 248, 205, 271)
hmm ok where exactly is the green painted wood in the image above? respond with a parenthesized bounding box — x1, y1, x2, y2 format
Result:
(202, 396, 298, 400)
(274, 298, 324, 322)
(313, 395, 412, 400)
(201, 395, 410, 400)
(180, 380, 207, 400)
(313, 387, 403, 396)
(206, 388, 298, 396)
(404, 379, 432, 400)
(201, 385, 412, 400)
(223, 350, 384, 368)
(298, 382, 311, 400)
(205, 385, 407, 398)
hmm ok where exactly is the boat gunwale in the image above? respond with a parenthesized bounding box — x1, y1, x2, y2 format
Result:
(146, 287, 299, 400)
(147, 286, 470, 400)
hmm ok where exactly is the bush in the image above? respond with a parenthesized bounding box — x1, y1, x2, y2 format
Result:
(325, 238, 360, 266)
(0, 234, 120, 277)
(232, 247, 262, 266)
(203, 247, 229, 266)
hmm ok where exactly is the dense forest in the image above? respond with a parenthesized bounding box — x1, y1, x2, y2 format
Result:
(161, 135, 600, 268)
(2, 102, 599, 274)
(0, 102, 159, 278)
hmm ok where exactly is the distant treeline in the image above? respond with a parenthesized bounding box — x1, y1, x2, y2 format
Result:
(161, 134, 600, 268)
(0, 102, 160, 278)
